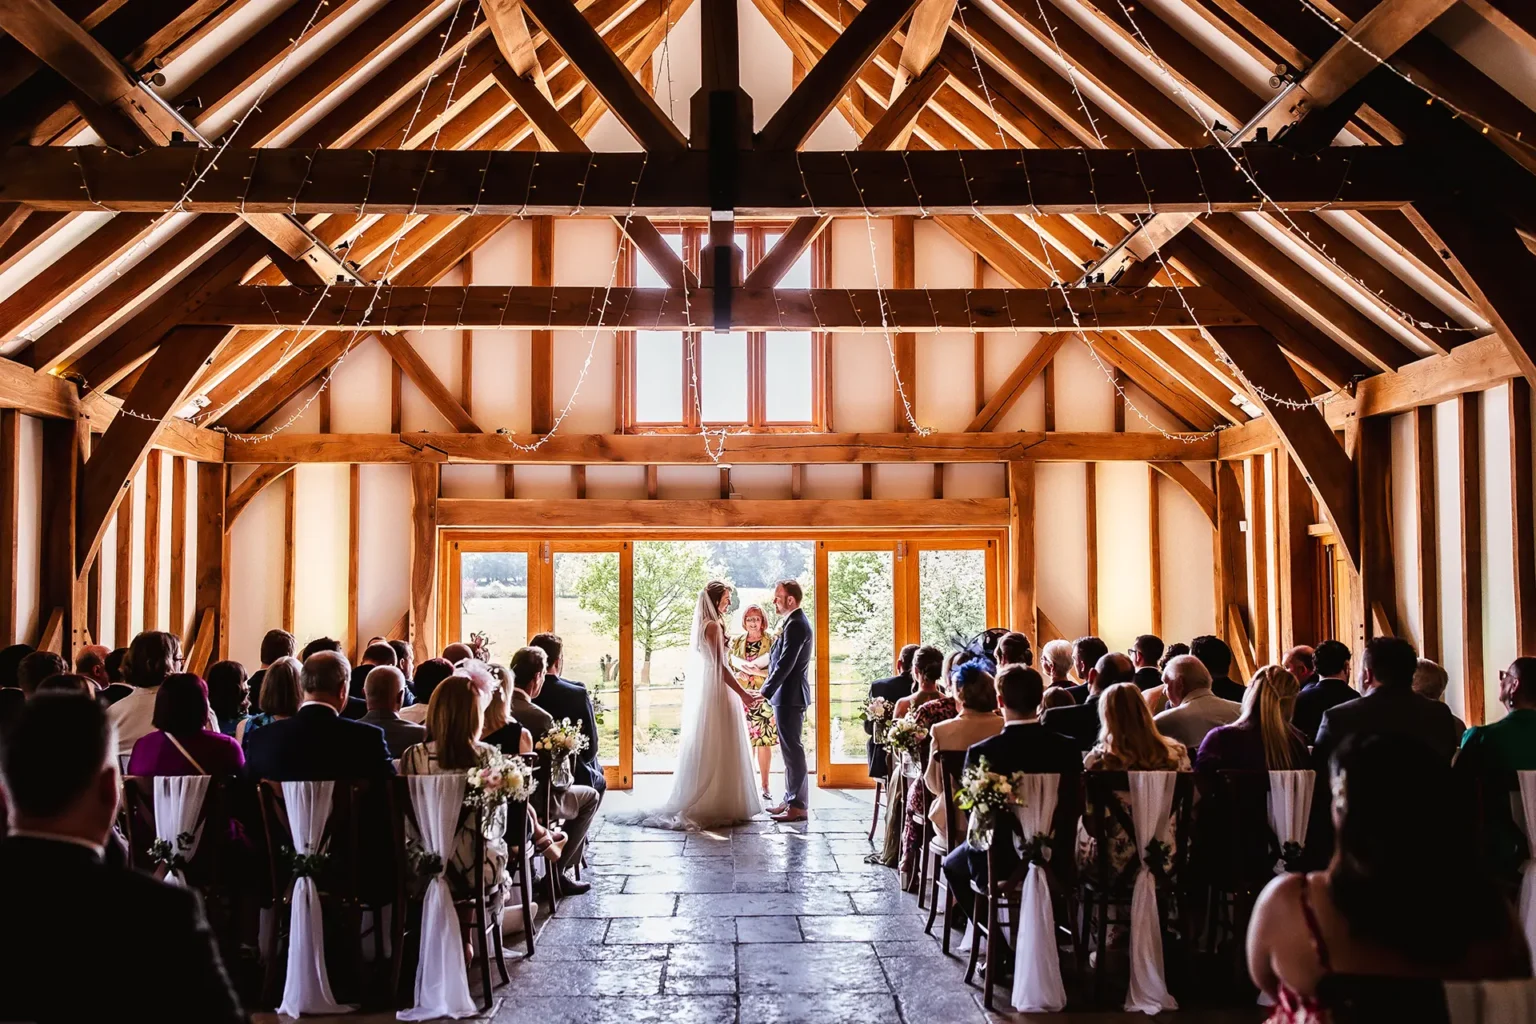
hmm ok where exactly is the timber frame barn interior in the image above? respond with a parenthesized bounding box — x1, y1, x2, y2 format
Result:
(1, 0, 1534, 768)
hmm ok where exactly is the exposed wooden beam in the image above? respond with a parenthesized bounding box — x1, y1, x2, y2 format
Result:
(1511, 379, 1536, 653)
(0, 410, 17, 643)
(530, 214, 554, 435)
(966, 334, 1066, 432)
(1356, 414, 1398, 638)
(408, 463, 438, 665)
(1323, 332, 1518, 429)
(437, 497, 1011, 528)
(169, 455, 186, 636)
(1008, 460, 1035, 637)
(194, 462, 226, 660)
(483, 0, 552, 94)
(0, 145, 1452, 215)
(141, 448, 161, 630)
(1413, 405, 1439, 661)
(224, 429, 1221, 464)
(1150, 461, 1217, 529)
(188, 285, 1248, 332)
(376, 332, 482, 433)
(1458, 391, 1484, 724)
(225, 462, 296, 526)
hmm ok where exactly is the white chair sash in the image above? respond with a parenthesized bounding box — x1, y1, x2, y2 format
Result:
(1515, 772, 1536, 962)
(1009, 774, 1064, 1013)
(1125, 772, 1179, 1015)
(277, 781, 354, 1018)
(1266, 770, 1315, 873)
(398, 775, 477, 1021)
(152, 775, 209, 887)
(1445, 979, 1536, 1024)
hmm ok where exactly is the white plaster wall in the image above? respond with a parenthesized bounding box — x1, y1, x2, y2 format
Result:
(294, 464, 350, 646)
(99, 515, 118, 648)
(1434, 398, 1467, 720)
(1096, 461, 1153, 654)
(357, 464, 411, 643)
(154, 454, 174, 631)
(1390, 412, 1422, 654)
(1480, 386, 1516, 722)
(1159, 462, 1216, 645)
(469, 220, 533, 433)
(227, 464, 286, 668)
(728, 465, 793, 499)
(586, 466, 647, 499)
(13, 414, 43, 645)
(1036, 461, 1090, 640)
(128, 461, 147, 639)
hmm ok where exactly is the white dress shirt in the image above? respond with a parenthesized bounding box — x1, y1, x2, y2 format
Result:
(108, 686, 219, 756)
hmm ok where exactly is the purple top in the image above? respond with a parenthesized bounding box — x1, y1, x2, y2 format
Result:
(1195, 718, 1308, 773)
(126, 729, 246, 778)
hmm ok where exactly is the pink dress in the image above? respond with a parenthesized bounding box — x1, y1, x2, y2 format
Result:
(1266, 883, 1329, 1024)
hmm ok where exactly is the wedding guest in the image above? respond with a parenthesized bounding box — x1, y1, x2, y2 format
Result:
(301, 636, 343, 660)
(530, 633, 606, 797)
(1154, 654, 1241, 752)
(1144, 642, 1191, 715)
(1247, 734, 1528, 1015)
(1042, 652, 1134, 751)
(1192, 634, 1245, 702)
(942, 666, 1081, 924)
(0, 695, 246, 1023)
(1131, 634, 1164, 691)
(480, 666, 532, 757)
(2, 643, 32, 696)
(360, 666, 426, 757)
(1040, 639, 1074, 694)
(108, 632, 215, 757)
(1196, 665, 1309, 772)
(441, 642, 474, 664)
(893, 645, 948, 721)
(17, 651, 66, 696)
(1078, 682, 1190, 878)
(1412, 658, 1449, 702)
(1283, 645, 1318, 689)
(36, 673, 97, 697)
(1314, 637, 1463, 767)
(996, 631, 1032, 670)
(349, 641, 398, 699)
(401, 658, 454, 725)
(924, 664, 1004, 843)
(1293, 639, 1356, 744)
(899, 647, 959, 889)
(1065, 636, 1110, 703)
(244, 651, 394, 781)
(127, 674, 245, 777)
(235, 655, 301, 745)
(74, 645, 111, 691)
(102, 648, 132, 704)
(1040, 687, 1075, 712)
(205, 660, 249, 736)
(508, 648, 555, 741)
(247, 628, 295, 710)
(866, 644, 918, 783)
(389, 640, 414, 686)
(727, 609, 778, 800)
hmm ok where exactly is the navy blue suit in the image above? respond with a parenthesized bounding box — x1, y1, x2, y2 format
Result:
(533, 674, 606, 797)
(865, 672, 915, 780)
(762, 607, 813, 809)
(245, 703, 396, 781)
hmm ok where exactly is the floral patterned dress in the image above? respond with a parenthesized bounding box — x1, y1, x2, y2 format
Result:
(730, 631, 778, 748)
(900, 694, 959, 888)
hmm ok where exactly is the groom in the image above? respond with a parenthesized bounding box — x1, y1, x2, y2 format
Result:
(760, 579, 813, 822)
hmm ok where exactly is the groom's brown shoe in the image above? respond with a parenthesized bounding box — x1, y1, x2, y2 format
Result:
(764, 801, 789, 816)
(770, 808, 808, 822)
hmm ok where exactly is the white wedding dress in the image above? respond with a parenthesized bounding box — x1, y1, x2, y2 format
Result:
(612, 590, 763, 831)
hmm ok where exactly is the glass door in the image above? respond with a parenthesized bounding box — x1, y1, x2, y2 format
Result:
(911, 541, 1000, 651)
(545, 542, 632, 789)
(447, 540, 537, 659)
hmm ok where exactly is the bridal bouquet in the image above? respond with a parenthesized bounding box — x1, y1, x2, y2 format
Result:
(465, 749, 536, 814)
(862, 696, 893, 743)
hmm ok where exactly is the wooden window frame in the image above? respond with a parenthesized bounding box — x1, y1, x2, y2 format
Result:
(618, 222, 829, 433)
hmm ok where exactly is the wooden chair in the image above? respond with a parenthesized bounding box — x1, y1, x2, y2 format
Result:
(923, 750, 968, 952)
(965, 772, 1080, 1010)
(503, 791, 539, 959)
(389, 777, 508, 1011)
(1074, 771, 1194, 1006)
(528, 751, 565, 914)
(257, 779, 400, 1009)
(868, 777, 885, 842)
(1192, 771, 1288, 987)
(902, 744, 934, 904)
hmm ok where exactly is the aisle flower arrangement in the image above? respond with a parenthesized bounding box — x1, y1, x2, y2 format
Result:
(465, 749, 535, 815)
(862, 696, 893, 744)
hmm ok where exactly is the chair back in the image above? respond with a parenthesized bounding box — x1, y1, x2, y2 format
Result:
(936, 750, 968, 854)
(1079, 770, 1194, 894)
(258, 778, 397, 908)
(122, 775, 239, 888)
(391, 775, 498, 902)
(1194, 770, 1284, 890)
(531, 749, 557, 824)
(988, 772, 1081, 894)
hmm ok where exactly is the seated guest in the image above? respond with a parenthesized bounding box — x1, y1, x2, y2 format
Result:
(247, 628, 295, 712)
(1040, 686, 1075, 713)
(892, 645, 949, 721)
(529, 633, 606, 797)
(127, 674, 246, 777)
(360, 666, 427, 757)
(441, 642, 474, 665)
(506, 646, 598, 895)
(244, 651, 395, 780)
(1293, 639, 1356, 744)
(1192, 634, 1245, 702)
(1154, 654, 1242, 752)
(1414, 658, 1466, 736)
(74, 645, 111, 691)
(866, 644, 918, 783)
(1247, 734, 1529, 1014)
(37, 673, 98, 697)
(102, 647, 132, 704)
(871, 645, 947, 869)
(108, 632, 216, 757)
(349, 641, 398, 699)
(1131, 634, 1164, 691)
(0, 642, 33, 696)
(898, 647, 960, 889)
(924, 664, 1004, 843)
(480, 666, 532, 756)
(1314, 637, 1463, 767)
(205, 660, 249, 736)
(996, 631, 1032, 670)
(235, 656, 301, 745)
(400, 657, 454, 725)
(1196, 665, 1308, 773)
(1284, 645, 1318, 689)
(1039, 638, 1074, 695)
(1144, 642, 1191, 715)
(301, 636, 342, 660)
(17, 651, 66, 696)
(0, 695, 245, 1023)
(1078, 682, 1190, 879)
(1043, 651, 1135, 751)
(1065, 636, 1110, 704)
(389, 640, 414, 684)
(943, 666, 1082, 924)
(1455, 658, 1536, 879)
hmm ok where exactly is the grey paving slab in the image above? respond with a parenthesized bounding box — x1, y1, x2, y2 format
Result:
(736, 942, 888, 994)
(605, 915, 738, 944)
(493, 995, 738, 1024)
(735, 916, 803, 943)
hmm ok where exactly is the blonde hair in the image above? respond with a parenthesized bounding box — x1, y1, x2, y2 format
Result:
(1094, 682, 1185, 770)
(1240, 665, 1302, 770)
(482, 664, 513, 736)
(427, 675, 484, 770)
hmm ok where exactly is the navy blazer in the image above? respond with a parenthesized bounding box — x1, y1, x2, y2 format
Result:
(245, 703, 396, 781)
(761, 608, 812, 708)
(1292, 676, 1358, 744)
(0, 836, 245, 1023)
(865, 672, 915, 779)
(1041, 695, 1101, 752)
(532, 674, 606, 795)
(955, 722, 1084, 886)
(1313, 684, 1465, 768)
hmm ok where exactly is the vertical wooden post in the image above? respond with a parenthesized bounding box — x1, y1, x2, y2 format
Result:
(1414, 406, 1440, 661)
(409, 463, 440, 666)
(194, 463, 227, 661)
(1357, 416, 1398, 639)
(892, 215, 915, 430)
(973, 254, 986, 416)
(1510, 380, 1536, 653)
(169, 456, 187, 637)
(281, 473, 296, 633)
(1086, 463, 1099, 636)
(1008, 461, 1036, 639)
(114, 481, 132, 646)
(1459, 393, 1485, 725)
(531, 216, 555, 434)
(1216, 460, 1251, 661)
(142, 449, 161, 631)
(348, 464, 361, 659)
(40, 417, 84, 655)
(462, 252, 475, 417)
(390, 365, 403, 432)
(0, 410, 18, 644)
(1149, 466, 1163, 637)
(1276, 453, 1318, 652)
(1248, 455, 1270, 665)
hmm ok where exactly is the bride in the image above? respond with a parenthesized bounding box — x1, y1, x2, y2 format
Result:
(614, 581, 764, 830)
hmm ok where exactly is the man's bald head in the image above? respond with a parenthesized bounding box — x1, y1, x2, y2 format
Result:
(364, 665, 406, 712)
(1089, 652, 1134, 695)
(1283, 645, 1315, 682)
(1162, 654, 1213, 707)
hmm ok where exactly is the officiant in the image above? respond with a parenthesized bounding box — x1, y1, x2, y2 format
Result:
(729, 604, 779, 802)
